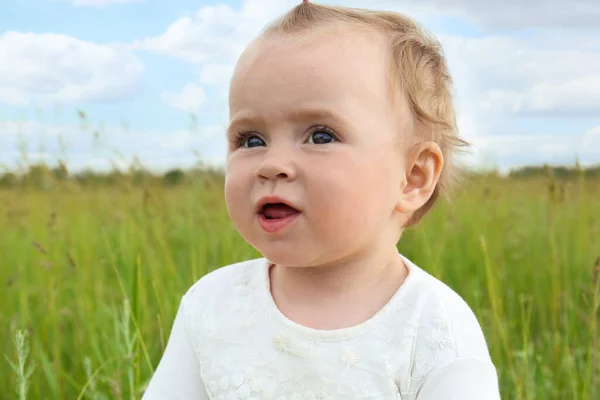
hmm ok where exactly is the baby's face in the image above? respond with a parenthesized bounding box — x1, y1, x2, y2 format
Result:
(225, 28, 413, 267)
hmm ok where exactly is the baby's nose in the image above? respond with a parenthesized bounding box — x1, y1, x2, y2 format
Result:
(255, 154, 297, 182)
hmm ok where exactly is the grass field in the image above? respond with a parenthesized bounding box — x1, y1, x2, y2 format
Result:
(1, 171, 599, 399)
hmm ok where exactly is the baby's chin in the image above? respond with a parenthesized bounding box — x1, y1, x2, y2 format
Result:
(259, 247, 325, 268)
(260, 250, 311, 268)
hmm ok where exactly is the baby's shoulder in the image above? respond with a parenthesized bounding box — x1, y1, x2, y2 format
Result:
(413, 272, 490, 357)
(181, 257, 265, 306)
(402, 266, 494, 385)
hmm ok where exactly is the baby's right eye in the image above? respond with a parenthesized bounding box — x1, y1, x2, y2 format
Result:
(232, 131, 265, 148)
(243, 135, 265, 148)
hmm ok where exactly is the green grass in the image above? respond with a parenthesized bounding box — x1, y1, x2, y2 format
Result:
(1, 173, 599, 399)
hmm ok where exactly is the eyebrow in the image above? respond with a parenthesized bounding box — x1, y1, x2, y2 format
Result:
(227, 107, 348, 136)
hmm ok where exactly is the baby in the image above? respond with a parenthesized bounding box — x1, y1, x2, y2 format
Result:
(143, 1, 501, 399)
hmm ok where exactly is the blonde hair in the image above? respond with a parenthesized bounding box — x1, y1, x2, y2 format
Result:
(255, 1, 470, 226)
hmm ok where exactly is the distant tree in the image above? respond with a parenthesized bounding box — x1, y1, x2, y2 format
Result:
(25, 164, 54, 189)
(509, 163, 600, 179)
(105, 169, 124, 185)
(0, 172, 17, 188)
(75, 170, 94, 186)
(52, 161, 69, 181)
(163, 169, 185, 186)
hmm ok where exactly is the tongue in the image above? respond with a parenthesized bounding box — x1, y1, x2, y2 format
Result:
(263, 204, 299, 219)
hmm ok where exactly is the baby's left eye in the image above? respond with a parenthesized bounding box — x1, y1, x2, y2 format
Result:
(309, 130, 337, 144)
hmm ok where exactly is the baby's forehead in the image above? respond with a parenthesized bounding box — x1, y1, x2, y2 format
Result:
(231, 28, 391, 89)
(228, 28, 407, 120)
(243, 25, 387, 64)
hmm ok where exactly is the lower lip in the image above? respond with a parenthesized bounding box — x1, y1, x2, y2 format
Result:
(258, 212, 301, 233)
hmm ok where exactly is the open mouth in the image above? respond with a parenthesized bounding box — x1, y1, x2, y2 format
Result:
(259, 203, 301, 220)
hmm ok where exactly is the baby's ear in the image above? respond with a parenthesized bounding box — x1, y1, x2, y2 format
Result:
(395, 141, 443, 214)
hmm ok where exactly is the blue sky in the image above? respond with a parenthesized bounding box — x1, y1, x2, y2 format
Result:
(1, 0, 599, 173)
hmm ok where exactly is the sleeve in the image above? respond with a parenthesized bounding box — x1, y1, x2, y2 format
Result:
(142, 298, 209, 400)
(416, 357, 501, 400)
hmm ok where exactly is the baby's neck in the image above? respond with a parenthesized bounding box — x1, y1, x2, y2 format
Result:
(268, 249, 409, 330)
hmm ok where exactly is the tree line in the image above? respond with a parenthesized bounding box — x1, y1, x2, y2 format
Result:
(0, 161, 598, 189)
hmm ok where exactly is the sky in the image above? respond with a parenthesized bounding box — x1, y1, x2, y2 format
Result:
(1, 0, 599, 174)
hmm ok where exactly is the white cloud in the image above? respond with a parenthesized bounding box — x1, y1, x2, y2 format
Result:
(0, 87, 29, 106)
(420, 0, 600, 29)
(440, 34, 600, 117)
(198, 64, 236, 101)
(332, 0, 600, 30)
(70, 0, 145, 7)
(582, 125, 600, 149)
(161, 83, 207, 113)
(131, 0, 306, 63)
(199, 64, 235, 87)
(0, 31, 144, 106)
(485, 77, 600, 117)
(131, 4, 263, 64)
(0, 120, 226, 172)
(468, 126, 598, 172)
(131, 1, 279, 107)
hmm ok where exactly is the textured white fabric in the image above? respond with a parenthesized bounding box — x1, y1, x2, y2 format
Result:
(143, 254, 501, 399)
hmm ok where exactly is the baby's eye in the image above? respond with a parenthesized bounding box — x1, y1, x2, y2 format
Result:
(242, 135, 265, 148)
(309, 130, 337, 145)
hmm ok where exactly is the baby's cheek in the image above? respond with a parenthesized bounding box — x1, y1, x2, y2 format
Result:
(223, 179, 237, 210)
(224, 177, 249, 220)
(314, 179, 373, 227)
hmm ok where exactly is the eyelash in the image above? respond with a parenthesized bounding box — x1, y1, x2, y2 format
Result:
(231, 125, 339, 148)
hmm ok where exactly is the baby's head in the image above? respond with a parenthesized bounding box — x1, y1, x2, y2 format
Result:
(224, 1, 468, 266)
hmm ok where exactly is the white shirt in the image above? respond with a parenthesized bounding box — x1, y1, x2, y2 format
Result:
(143, 254, 501, 399)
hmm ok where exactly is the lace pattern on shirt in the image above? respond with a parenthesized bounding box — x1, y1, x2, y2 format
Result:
(184, 260, 460, 400)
